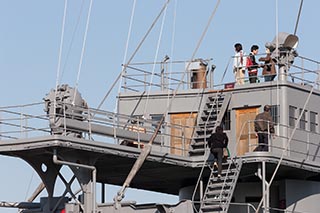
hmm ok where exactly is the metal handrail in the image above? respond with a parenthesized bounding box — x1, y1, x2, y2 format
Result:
(0, 102, 200, 156)
(122, 53, 320, 93)
(238, 119, 320, 162)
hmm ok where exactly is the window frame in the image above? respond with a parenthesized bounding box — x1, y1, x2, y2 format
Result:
(299, 108, 307, 130)
(270, 105, 279, 125)
(289, 105, 296, 128)
(310, 111, 318, 133)
(221, 110, 231, 130)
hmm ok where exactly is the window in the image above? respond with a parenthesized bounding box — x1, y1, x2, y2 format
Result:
(270, 105, 279, 125)
(221, 110, 231, 130)
(310, 111, 318, 133)
(289, 106, 296, 128)
(151, 114, 164, 133)
(299, 109, 307, 130)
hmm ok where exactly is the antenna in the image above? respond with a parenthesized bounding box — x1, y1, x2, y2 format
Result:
(294, 0, 304, 35)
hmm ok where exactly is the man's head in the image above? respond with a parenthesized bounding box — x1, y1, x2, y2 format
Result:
(215, 126, 223, 133)
(234, 43, 243, 52)
(251, 45, 259, 55)
(264, 105, 271, 112)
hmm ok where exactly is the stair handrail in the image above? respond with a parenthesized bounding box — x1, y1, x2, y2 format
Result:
(218, 157, 243, 212)
(211, 116, 249, 212)
(191, 152, 210, 213)
(192, 93, 233, 212)
(203, 91, 221, 147)
(191, 91, 223, 203)
(201, 91, 227, 153)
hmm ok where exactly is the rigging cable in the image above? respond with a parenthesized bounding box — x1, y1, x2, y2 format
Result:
(166, 0, 177, 108)
(24, 172, 34, 200)
(72, 0, 94, 105)
(180, 0, 221, 126)
(184, 0, 222, 124)
(142, 2, 168, 116)
(256, 5, 312, 213)
(110, 0, 137, 142)
(174, 0, 221, 116)
(256, 74, 319, 213)
(54, 0, 68, 118)
(112, 0, 137, 115)
(294, 0, 304, 35)
(258, 1, 280, 211)
(60, 0, 86, 82)
(161, 0, 221, 141)
(117, 0, 137, 94)
(96, 0, 171, 110)
(147, 0, 221, 206)
(113, 0, 221, 204)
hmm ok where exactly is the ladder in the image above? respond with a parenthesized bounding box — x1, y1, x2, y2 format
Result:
(200, 159, 242, 213)
(189, 93, 231, 156)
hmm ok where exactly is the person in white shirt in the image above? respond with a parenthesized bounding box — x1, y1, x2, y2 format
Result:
(233, 43, 246, 85)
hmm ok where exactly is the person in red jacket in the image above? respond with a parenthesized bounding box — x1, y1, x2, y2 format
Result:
(208, 126, 229, 178)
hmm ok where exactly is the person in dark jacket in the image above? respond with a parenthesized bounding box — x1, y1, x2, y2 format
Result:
(254, 105, 275, 151)
(207, 126, 229, 178)
(247, 45, 261, 83)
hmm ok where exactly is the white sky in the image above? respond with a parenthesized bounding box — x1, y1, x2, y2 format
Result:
(0, 1, 319, 212)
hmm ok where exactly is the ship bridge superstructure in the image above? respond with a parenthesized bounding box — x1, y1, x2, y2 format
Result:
(1, 35, 320, 212)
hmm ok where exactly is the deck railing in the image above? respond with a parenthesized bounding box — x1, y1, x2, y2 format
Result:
(121, 59, 219, 92)
(121, 53, 320, 92)
(236, 119, 320, 163)
(0, 102, 50, 140)
(0, 102, 197, 156)
(2, 102, 320, 164)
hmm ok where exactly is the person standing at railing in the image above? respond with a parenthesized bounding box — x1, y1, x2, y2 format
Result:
(208, 126, 229, 178)
(233, 43, 246, 85)
(259, 48, 277, 82)
(254, 105, 275, 151)
(247, 45, 261, 83)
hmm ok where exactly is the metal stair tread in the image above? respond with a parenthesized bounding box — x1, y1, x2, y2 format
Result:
(203, 197, 228, 204)
(190, 93, 231, 158)
(200, 204, 223, 209)
(200, 204, 224, 212)
(190, 141, 206, 146)
(196, 123, 215, 128)
(188, 149, 205, 154)
(208, 182, 233, 190)
(205, 190, 229, 197)
(201, 116, 218, 121)
(192, 134, 210, 140)
(201, 159, 242, 213)
(195, 130, 213, 136)
(207, 96, 224, 101)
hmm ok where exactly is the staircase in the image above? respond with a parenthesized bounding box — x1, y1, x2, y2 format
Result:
(200, 159, 242, 213)
(189, 93, 231, 156)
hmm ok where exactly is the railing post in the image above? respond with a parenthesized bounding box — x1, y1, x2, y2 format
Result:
(25, 115, 28, 138)
(248, 121, 251, 153)
(0, 111, 1, 141)
(144, 72, 147, 91)
(317, 63, 320, 90)
(19, 111, 22, 138)
(161, 64, 164, 91)
(63, 104, 67, 136)
(87, 107, 92, 140)
(199, 178, 203, 205)
(307, 132, 310, 161)
(182, 127, 185, 156)
(301, 58, 305, 85)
